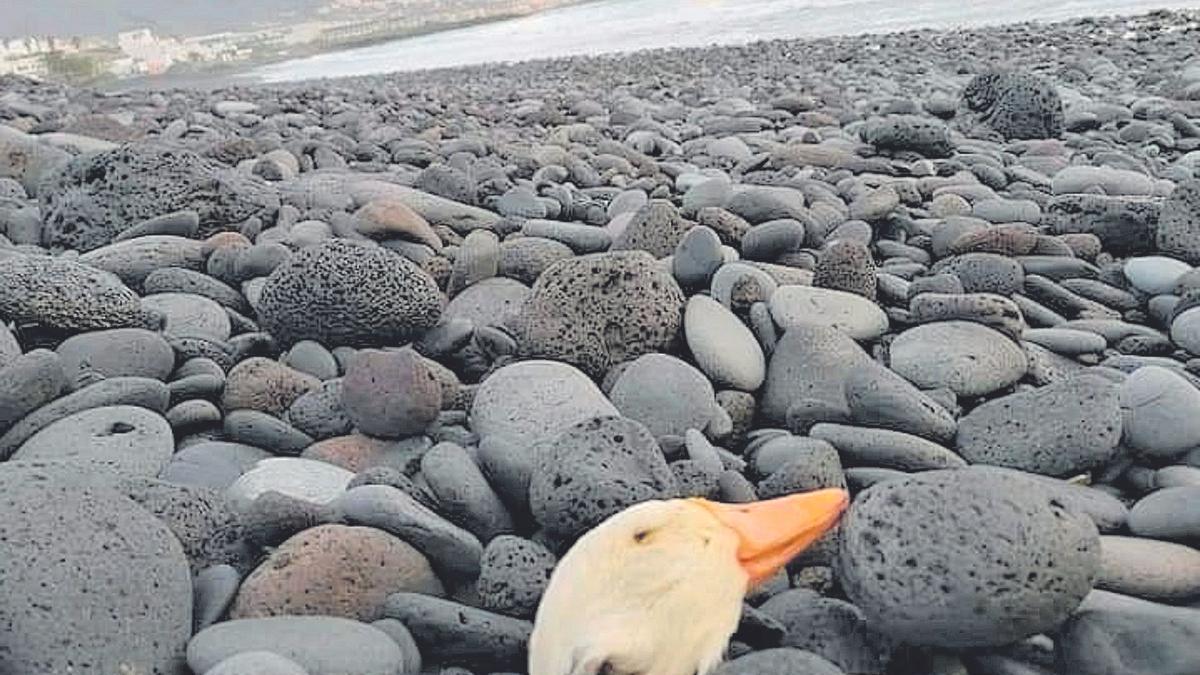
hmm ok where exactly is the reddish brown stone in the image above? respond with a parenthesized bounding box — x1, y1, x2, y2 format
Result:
(222, 357, 320, 415)
(302, 434, 393, 473)
(230, 524, 444, 622)
(341, 348, 442, 438)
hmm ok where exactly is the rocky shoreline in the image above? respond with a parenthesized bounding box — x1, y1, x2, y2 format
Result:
(2, 8, 1200, 675)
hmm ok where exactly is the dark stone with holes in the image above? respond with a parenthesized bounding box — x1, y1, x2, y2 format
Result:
(258, 239, 443, 348)
(121, 477, 253, 574)
(528, 415, 677, 541)
(838, 467, 1100, 647)
(383, 593, 531, 671)
(477, 535, 557, 618)
(286, 379, 354, 440)
(611, 199, 694, 258)
(511, 251, 685, 377)
(864, 115, 953, 158)
(759, 590, 892, 675)
(956, 375, 1122, 477)
(814, 240, 877, 300)
(960, 71, 1064, 140)
(0, 253, 147, 332)
(40, 144, 278, 251)
(933, 253, 1025, 296)
(1158, 179, 1200, 264)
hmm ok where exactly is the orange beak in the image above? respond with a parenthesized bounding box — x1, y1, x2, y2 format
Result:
(694, 489, 850, 586)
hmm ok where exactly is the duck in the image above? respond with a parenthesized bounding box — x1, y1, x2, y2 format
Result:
(529, 488, 850, 675)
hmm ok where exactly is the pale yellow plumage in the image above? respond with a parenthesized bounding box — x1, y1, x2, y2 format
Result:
(529, 500, 748, 675)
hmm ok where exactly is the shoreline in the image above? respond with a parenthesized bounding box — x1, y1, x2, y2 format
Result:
(105, 5, 1200, 92)
(1, 7, 1200, 675)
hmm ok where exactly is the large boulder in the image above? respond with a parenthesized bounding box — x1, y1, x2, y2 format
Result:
(39, 143, 279, 251)
(0, 463, 192, 674)
(257, 239, 443, 348)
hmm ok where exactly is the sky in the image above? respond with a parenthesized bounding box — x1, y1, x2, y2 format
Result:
(0, 1, 325, 39)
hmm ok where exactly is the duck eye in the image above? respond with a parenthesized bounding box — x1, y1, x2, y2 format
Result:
(633, 529, 653, 543)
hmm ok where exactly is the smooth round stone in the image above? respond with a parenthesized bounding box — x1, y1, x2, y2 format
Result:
(206, 651, 311, 675)
(810, 423, 966, 471)
(470, 360, 618, 447)
(1171, 306, 1200, 355)
(1023, 328, 1107, 355)
(55, 328, 175, 385)
(161, 441, 273, 489)
(1156, 465, 1200, 488)
(0, 349, 65, 432)
(843, 365, 956, 443)
(226, 457, 354, 513)
(282, 340, 340, 380)
(286, 380, 353, 440)
(955, 374, 1122, 477)
(685, 295, 765, 391)
(12, 404, 173, 477)
(188, 616, 405, 675)
(420, 442, 514, 541)
(761, 324, 873, 424)
(142, 292, 232, 340)
(1120, 366, 1200, 459)
(741, 219, 806, 260)
(0, 465, 192, 675)
(231, 524, 443, 622)
(838, 468, 1100, 648)
(383, 593, 531, 671)
(521, 220, 612, 253)
(335, 485, 484, 580)
(78, 235, 207, 286)
(1129, 486, 1200, 540)
(1125, 256, 1192, 295)
(609, 353, 717, 438)
(1057, 590, 1200, 675)
(673, 225, 725, 288)
(190, 565, 240, 635)
(443, 276, 530, 328)
(1098, 536, 1200, 601)
(369, 619, 422, 675)
(889, 321, 1028, 397)
(769, 286, 889, 341)
(342, 348, 441, 439)
(757, 589, 892, 673)
(1052, 165, 1157, 196)
(224, 410, 314, 455)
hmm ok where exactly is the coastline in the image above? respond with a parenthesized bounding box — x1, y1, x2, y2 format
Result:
(1, 7, 1199, 675)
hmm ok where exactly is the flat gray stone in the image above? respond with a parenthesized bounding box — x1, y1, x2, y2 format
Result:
(470, 360, 617, 447)
(206, 651, 311, 675)
(383, 593, 531, 672)
(810, 423, 966, 471)
(142, 292, 232, 341)
(0, 464, 192, 675)
(956, 374, 1122, 477)
(761, 324, 874, 424)
(0, 348, 65, 432)
(1120, 366, 1200, 459)
(889, 321, 1028, 397)
(1057, 591, 1200, 675)
(12, 405, 173, 478)
(1098, 535, 1200, 601)
(227, 457, 354, 513)
(685, 294, 765, 391)
(769, 285, 889, 341)
(56, 327, 175, 385)
(1129, 486, 1200, 540)
(609, 353, 717, 438)
(188, 616, 405, 675)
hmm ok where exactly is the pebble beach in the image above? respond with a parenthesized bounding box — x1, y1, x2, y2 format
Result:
(2, 7, 1200, 675)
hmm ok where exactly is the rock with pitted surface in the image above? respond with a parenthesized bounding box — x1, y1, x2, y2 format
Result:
(1158, 179, 1200, 264)
(257, 239, 443, 348)
(863, 114, 954, 158)
(40, 143, 279, 251)
(0, 253, 147, 332)
(529, 415, 677, 541)
(0, 463, 192, 675)
(612, 199, 694, 257)
(477, 535, 557, 619)
(838, 467, 1100, 647)
(956, 374, 1122, 476)
(223, 357, 321, 416)
(959, 71, 1064, 140)
(511, 251, 685, 377)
